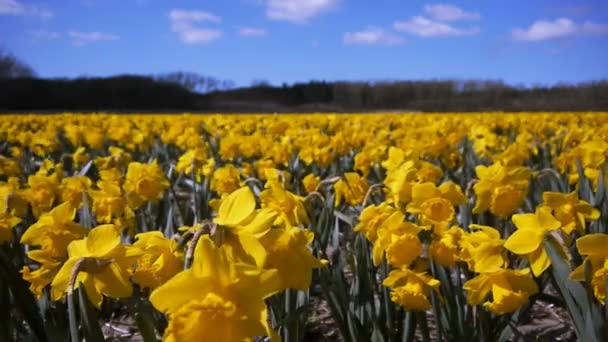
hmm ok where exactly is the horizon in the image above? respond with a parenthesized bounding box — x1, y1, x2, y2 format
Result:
(1, 0, 608, 88)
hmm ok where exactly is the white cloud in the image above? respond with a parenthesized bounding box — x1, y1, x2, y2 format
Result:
(344, 27, 404, 45)
(169, 9, 222, 44)
(68, 31, 119, 46)
(265, 0, 338, 23)
(169, 9, 221, 24)
(0, 0, 53, 19)
(238, 27, 267, 37)
(579, 21, 608, 36)
(394, 16, 479, 37)
(177, 28, 222, 43)
(28, 29, 61, 39)
(424, 4, 479, 22)
(511, 18, 608, 41)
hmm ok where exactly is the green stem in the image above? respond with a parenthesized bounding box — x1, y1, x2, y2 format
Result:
(184, 222, 212, 269)
(402, 311, 415, 342)
(416, 311, 430, 342)
(67, 259, 85, 342)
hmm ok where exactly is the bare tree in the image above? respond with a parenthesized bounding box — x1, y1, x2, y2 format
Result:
(0, 49, 36, 78)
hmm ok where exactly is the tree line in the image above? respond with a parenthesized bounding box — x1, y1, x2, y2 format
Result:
(1, 49, 607, 112)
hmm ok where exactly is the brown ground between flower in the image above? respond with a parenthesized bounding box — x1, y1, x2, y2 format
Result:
(98, 293, 574, 341)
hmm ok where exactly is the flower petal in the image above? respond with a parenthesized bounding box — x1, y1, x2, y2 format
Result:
(537, 207, 561, 231)
(576, 234, 608, 257)
(512, 213, 540, 231)
(215, 186, 256, 227)
(504, 229, 543, 255)
(86, 224, 121, 258)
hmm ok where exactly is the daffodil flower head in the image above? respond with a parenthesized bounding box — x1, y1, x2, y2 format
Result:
(570, 233, 608, 304)
(150, 235, 280, 342)
(50, 224, 140, 308)
(541, 191, 600, 235)
(463, 268, 538, 315)
(383, 267, 441, 311)
(504, 207, 561, 277)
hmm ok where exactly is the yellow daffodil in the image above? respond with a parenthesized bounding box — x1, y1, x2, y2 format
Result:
(0, 212, 20, 244)
(383, 267, 441, 311)
(89, 179, 127, 223)
(123, 161, 170, 209)
(354, 202, 398, 242)
(334, 172, 369, 207)
(460, 224, 507, 273)
(259, 181, 309, 227)
(429, 226, 464, 267)
(23, 172, 60, 218)
(0, 178, 28, 217)
(260, 226, 327, 290)
(473, 162, 531, 218)
(463, 268, 538, 315)
(541, 191, 600, 234)
(132, 231, 184, 290)
(504, 207, 561, 277)
(59, 175, 92, 208)
(371, 211, 423, 267)
(150, 235, 280, 342)
(406, 181, 465, 229)
(570, 233, 608, 303)
(51, 224, 140, 308)
(302, 174, 320, 194)
(213, 186, 278, 268)
(211, 164, 241, 195)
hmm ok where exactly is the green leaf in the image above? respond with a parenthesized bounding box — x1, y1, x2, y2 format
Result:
(544, 237, 597, 341)
(0, 249, 48, 342)
(133, 297, 160, 342)
(77, 286, 104, 342)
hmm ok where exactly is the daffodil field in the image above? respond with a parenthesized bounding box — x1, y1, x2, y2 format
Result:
(2, 112, 608, 341)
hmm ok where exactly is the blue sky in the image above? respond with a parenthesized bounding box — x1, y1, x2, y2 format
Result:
(1, 0, 607, 87)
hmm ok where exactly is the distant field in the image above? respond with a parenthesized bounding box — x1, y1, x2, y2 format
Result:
(1, 112, 608, 341)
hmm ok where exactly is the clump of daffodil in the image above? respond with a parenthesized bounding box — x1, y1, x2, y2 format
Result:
(260, 226, 327, 290)
(540, 191, 600, 235)
(383, 266, 441, 311)
(555, 139, 608, 189)
(460, 224, 507, 273)
(406, 181, 465, 230)
(354, 202, 398, 242)
(20, 202, 87, 297)
(212, 186, 278, 268)
(504, 207, 562, 277)
(23, 166, 62, 218)
(123, 161, 169, 209)
(259, 180, 309, 227)
(381, 147, 418, 207)
(302, 173, 320, 194)
(89, 169, 128, 223)
(176, 147, 213, 182)
(71, 146, 90, 169)
(59, 175, 92, 208)
(463, 268, 538, 315)
(334, 172, 369, 207)
(473, 162, 531, 218)
(570, 233, 608, 304)
(50, 224, 140, 308)
(150, 235, 280, 341)
(0, 212, 20, 244)
(370, 211, 423, 267)
(211, 164, 241, 195)
(0, 177, 28, 217)
(94, 146, 132, 171)
(0, 155, 21, 177)
(428, 226, 465, 267)
(132, 231, 184, 290)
